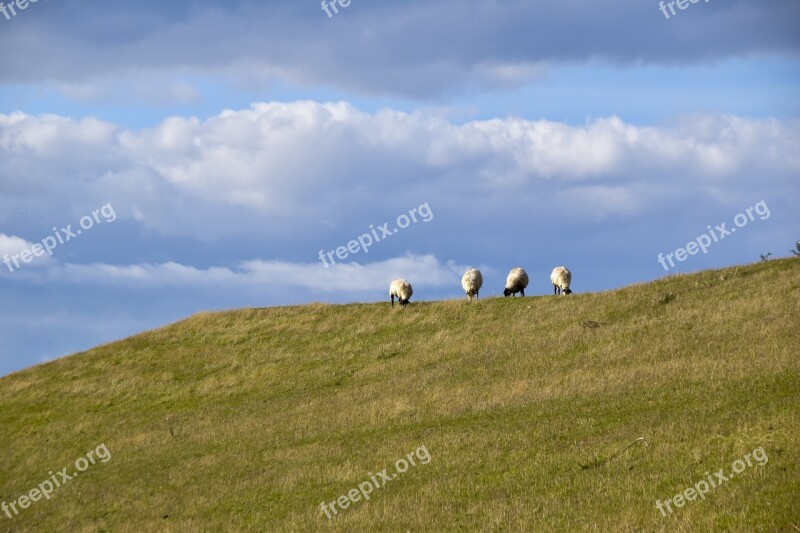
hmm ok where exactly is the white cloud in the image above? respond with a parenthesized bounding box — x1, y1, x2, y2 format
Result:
(23, 254, 477, 294)
(1, 104, 797, 240)
(0, 233, 32, 256)
(0, 233, 53, 271)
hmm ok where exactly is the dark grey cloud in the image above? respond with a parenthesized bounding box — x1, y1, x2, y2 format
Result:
(0, 0, 797, 98)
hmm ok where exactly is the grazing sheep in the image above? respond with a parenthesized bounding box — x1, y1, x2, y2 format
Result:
(461, 268, 483, 301)
(389, 278, 413, 307)
(503, 268, 529, 297)
(551, 266, 573, 295)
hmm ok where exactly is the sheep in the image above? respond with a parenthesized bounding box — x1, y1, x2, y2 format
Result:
(551, 266, 573, 295)
(461, 268, 483, 301)
(503, 268, 529, 297)
(389, 278, 413, 307)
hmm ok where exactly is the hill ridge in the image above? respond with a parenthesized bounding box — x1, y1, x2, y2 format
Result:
(1, 258, 798, 530)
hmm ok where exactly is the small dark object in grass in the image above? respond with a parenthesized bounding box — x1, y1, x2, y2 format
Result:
(655, 293, 676, 305)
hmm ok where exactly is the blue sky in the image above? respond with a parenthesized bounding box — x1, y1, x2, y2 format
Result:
(1, 0, 798, 376)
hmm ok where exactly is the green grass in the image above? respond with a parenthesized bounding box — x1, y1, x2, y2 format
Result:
(1, 259, 799, 531)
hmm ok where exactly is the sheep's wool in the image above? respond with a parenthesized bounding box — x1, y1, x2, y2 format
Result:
(550, 267, 572, 291)
(461, 269, 483, 297)
(506, 268, 529, 293)
(389, 279, 413, 302)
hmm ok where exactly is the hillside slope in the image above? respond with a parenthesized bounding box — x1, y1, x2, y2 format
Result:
(1, 259, 799, 531)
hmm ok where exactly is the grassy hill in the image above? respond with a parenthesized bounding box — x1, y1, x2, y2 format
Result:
(1, 259, 798, 531)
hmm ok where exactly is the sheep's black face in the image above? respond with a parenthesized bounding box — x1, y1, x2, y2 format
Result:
(503, 288, 512, 297)
(564, 289, 573, 295)
(400, 299, 410, 306)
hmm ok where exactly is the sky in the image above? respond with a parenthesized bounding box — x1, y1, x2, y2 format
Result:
(1, 0, 798, 376)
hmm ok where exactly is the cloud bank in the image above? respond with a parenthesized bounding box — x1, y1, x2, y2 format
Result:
(1, 0, 798, 98)
(2, 104, 797, 248)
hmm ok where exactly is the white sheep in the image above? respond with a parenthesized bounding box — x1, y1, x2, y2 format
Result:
(504, 268, 529, 297)
(461, 268, 483, 301)
(550, 266, 573, 295)
(389, 278, 413, 307)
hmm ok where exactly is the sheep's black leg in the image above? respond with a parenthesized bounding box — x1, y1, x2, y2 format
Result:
(520, 289, 525, 297)
(391, 295, 395, 307)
